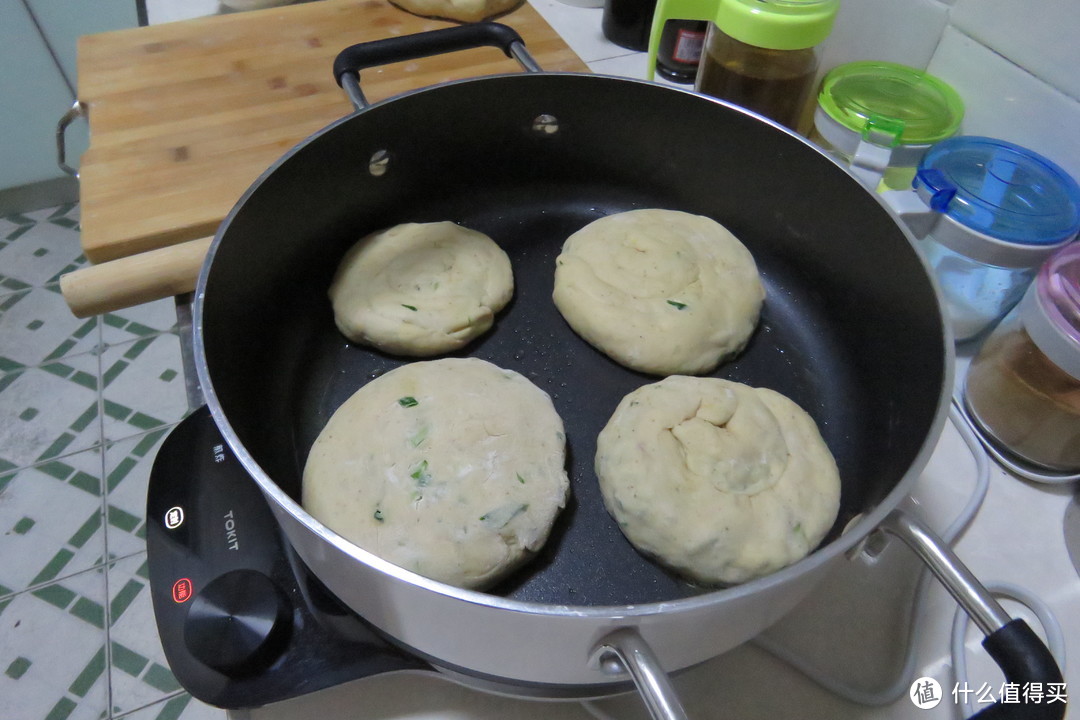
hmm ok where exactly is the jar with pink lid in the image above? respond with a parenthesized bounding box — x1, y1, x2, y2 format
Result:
(964, 241, 1080, 471)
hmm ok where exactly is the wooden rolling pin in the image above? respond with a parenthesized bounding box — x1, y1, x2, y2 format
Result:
(60, 236, 212, 318)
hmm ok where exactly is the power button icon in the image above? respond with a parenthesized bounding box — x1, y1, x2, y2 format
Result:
(165, 506, 185, 530)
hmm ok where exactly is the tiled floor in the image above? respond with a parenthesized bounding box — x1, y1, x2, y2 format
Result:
(0, 205, 226, 720)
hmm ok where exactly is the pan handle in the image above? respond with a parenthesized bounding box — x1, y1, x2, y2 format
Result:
(332, 22, 541, 110)
(879, 509, 1065, 720)
(593, 628, 690, 720)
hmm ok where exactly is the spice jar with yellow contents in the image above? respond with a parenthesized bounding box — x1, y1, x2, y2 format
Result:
(646, 0, 838, 132)
(964, 242, 1080, 472)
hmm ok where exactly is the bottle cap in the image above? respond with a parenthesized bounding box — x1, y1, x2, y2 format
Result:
(914, 136, 1080, 245)
(1022, 242, 1080, 380)
(817, 62, 963, 149)
(716, 0, 839, 50)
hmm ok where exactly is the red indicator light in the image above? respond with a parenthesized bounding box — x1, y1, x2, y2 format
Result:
(172, 578, 193, 603)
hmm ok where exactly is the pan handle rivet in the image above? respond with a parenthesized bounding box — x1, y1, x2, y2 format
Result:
(597, 650, 626, 675)
(368, 150, 390, 177)
(532, 114, 559, 135)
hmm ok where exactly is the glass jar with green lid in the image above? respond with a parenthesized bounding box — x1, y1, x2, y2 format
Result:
(647, 0, 839, 131)
(811, 61, 965, 191)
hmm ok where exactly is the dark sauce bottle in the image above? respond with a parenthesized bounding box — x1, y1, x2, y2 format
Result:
(696, 27, 818, 130)
(603, 0, 705, 84)
(656, 20, 707, 83)
(602, 0, 657, 51)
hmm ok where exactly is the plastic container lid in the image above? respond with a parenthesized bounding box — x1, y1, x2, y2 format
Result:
(914, 136, 1080, 245)
(817, 62, 964, 148)
(714, 0, 838, 50)
(1024, 241, 1080, 380)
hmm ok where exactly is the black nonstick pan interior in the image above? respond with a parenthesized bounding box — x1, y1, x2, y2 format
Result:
(199, 73, 947, 608)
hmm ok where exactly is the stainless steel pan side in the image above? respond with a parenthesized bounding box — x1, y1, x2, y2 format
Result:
(192, 24, 1063, 720)
(195, 64, 943, 679)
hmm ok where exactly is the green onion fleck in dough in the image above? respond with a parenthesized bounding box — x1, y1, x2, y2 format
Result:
(667, 300, 688, 310)
(516, 473, 526, 484)
(402, 304, 418, 311)
(480, 503, 529, 529)
(410, 460, 431, 486)
(409, 425, 429, 448)
(398, 396, 419, 408)
(374, 508, 385, 522)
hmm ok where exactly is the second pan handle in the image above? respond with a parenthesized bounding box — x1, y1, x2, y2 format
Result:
(332, 22, 541, 110)
(594, 628, 689, 720)
(880, 509, 1065, 720)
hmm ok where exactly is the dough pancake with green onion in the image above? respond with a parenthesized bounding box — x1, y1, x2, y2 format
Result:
(329, 221, 513, 356)
(595, 375, 840, 585)
(302, 358, 570, 590)
(552, 209, 764, 376)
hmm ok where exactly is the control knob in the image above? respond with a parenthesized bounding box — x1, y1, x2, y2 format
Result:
(183, 569, 291, 676)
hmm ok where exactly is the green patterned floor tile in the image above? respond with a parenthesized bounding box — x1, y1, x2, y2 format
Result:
(0, 208, 84, 304)
(111, 641, 149, 678)
(117, 693, 227, 720)
(0, 447, 106, 594)
(0, 286, 100, 367)
(107, 554, 184, 717)
(100, 300, 180, 345)
(1, 276, 33, 293)
(6, 655, 32, 679)
(0, 202, 223, 720)
(100, 334, 188, 445)
(103, 430, 170, 559)
(0, 357, 102, 468)
(0, 569, 108, 720)
(0, 204, 86, 288)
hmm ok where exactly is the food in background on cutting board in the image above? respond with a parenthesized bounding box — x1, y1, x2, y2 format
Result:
(302, 358, 570, 590)
(329, 221, 513, 356)
(388, 0, 524, 23)
(595, 375, 840, 585)
(552, 209, 765, 376)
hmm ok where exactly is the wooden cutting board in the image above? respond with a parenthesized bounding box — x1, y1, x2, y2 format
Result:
(76, 0, 588, 263)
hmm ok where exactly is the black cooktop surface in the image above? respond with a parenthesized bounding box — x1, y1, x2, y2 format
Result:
(146, 407, 426, 709)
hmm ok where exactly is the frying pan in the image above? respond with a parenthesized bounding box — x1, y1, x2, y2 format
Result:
(193, 23, 1062, 720)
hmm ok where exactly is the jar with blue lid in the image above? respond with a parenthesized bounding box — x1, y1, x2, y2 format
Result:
(887, 136, 1080, 342)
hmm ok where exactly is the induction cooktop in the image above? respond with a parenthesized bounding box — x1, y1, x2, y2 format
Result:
(145, 406, 427, 709)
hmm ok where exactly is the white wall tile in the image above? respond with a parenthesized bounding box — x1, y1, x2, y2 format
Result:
(527, 0, 617, 64)
(143, 0, 220, 24)
(818, 0, 950, 74)
(951, 0, 1080, 100)
(0, 1, 75, 189)
(927, 26, 1080, 184)
(25, 0, 139, 87)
